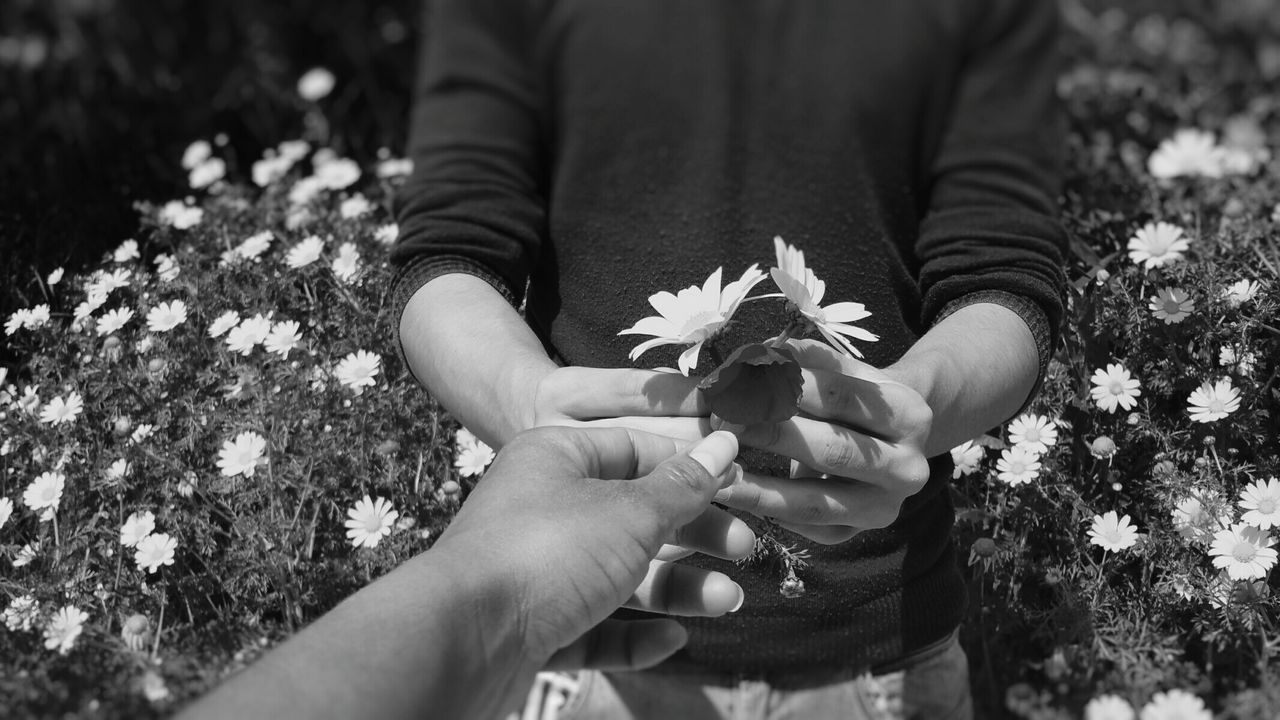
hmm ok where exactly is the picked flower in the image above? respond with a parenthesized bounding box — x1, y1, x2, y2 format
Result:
(1090, 363, 1141, 414)
(1209, 523, 1278, 581)
(335, 350, 381, 393)
(1148, 287, 1194, 324)
(1087, 511, 1139, 552)
(145, 300, 188, 333)
(39, 391, 83, 425)
(1006, 413, 1058, 455)
(44, 605, 89, 655)
(950, 440, 985, 479)
(216, 431, 268, 478)
(619, 265, 766, 376)
(285, 235, 325, 269)
(1186, 378, 1241, 423)
(770, 237, 878, 358)
(120, 510, 156, 548)
(134, 532, 178, 573)
(1239, 477, 1280, 530)
(697, 342, 804, 425)
(995, 446, 1041, 486)
(345, 495, 398, 549)
(1127, 221, 1190, 269)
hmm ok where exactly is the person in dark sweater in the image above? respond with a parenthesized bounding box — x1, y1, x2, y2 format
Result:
(390, 0, 1067, 717)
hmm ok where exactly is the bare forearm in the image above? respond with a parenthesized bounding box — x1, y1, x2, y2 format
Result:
(399, 274, 557, 448)
(885, 303, 1039, 457)
(179, 551, 530, 720)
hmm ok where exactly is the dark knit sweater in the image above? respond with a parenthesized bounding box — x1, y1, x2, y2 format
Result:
(390, 0, 1068, 680)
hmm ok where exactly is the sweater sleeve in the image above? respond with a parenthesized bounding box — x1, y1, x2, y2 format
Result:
(389, 0, 546, 305)
(916, 0, 1069, 365)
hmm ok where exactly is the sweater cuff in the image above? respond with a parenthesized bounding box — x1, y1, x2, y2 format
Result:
(388, 254, 522, 385)
(931, 290, 1051, 416)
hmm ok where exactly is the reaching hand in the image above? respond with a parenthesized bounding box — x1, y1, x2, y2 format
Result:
(434, 427, 755, 672)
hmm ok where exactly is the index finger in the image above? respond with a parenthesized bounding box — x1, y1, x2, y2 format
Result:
(556, 426, 702, 480)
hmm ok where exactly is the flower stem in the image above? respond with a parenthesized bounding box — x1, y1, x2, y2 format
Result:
(706, 342, 725, 368)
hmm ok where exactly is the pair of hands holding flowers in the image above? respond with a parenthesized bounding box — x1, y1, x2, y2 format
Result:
(521, 338, 935, 547)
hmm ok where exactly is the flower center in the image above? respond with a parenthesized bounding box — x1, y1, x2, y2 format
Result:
(1108, 380, 1124, 395)
(1008, 461, 1025, 475)
(363, 514, 383, 533)
(1208, 399, 1226, 414)
(1259, 498, 1277, 515)
(679, 311, 724, 341)
(1233, 542, 1257, 562)
(1023, 428, 1040, 442)
(1162, 299, 1181, 314)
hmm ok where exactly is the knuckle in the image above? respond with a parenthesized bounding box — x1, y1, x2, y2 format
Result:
(818, 439, 858, 473)
(660, 458, 710, 497)
(897, 456, 932, 493)
(896, 399, 934, 438)
(821, 381, 856, 416)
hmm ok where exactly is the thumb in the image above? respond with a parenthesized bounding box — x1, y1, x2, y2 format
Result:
(632, 431, 740, 530)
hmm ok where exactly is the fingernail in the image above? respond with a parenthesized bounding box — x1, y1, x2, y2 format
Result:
(709, 415, 748, 435)
(688, 431, 740, 477)
(717, 462, 743, 490)
(730, 586, 745, 613)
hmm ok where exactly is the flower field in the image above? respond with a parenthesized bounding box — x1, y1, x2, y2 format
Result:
(2, 1, 1280, 718)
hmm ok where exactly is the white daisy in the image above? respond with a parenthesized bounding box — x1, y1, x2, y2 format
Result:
(5, 309, 31, 335)
(1147, 128, 1223, 180)
(159, 200, 204, 229)
(234, 231, 274, 261)
(145, 300, 187, 333)
(17, 385, 40, 414)
(120, 510, 156, 547)
(224, 314, 273, 355)
(455, 443, 496, 478)
(297, 67, 335, 101)
(13, 542, 38, 567)
(339, 194, 372, 219)
(315, 158, 360, 190)
(1006, 414, 1058, 455)
(46, 267, 64, 286)
(3, 595, 39, 632)
(995, 446, 1041, 486)
(332, 242, 361, 283)
(97, 268, 133, 294)
(1148, 287, 1194, 324)
(619, 265, 767, 375)
(278, 139, 310, 164)
(288, 175, 327, 207)
(189, 157, 225, 189)
(1239, 478, 1280, 530)
(1209, 523, 1278, 581)
(130, 423, 155, 444)
(376, 157, 413, 179)
(217, 431, 267, 478)
(285, 235, 325, 269)
(154, 253, 180, 282)
(1171, 495, 1219, 544)
(0, 497, 12, 529)
(1186, 378, 1241, 423)
(23, 472, 66, 515)
(43, 605, 89, 655)
(1222, 279, 1262, 308)
(374, 223, 399, 245)
(950, 440, 985, 479)
(207, 310, 241, 338)
(1218, 346, 1257, 376)
(96, 307, 135, 336)
(769, 237, 878, 358)
(345, 495, 398, 549)
(135, 532, 178, 573)
(1084, 694, 1135, 720)
(142, 670, 170, 703)
(252, 154, 293, 187)
(263, 320, 303, 358)
(1127, 222, 1190, 269)
(1088, 511, 1139, 552)
(1090, 363, 1142, 414)
(335, 350, 381, 393)
(105, 458, 130, 482)
(113, 239, 140, 263)
(182, 139, 212, 170)
(1139, 689, 1210, 720)
(39, 392, 83, 425)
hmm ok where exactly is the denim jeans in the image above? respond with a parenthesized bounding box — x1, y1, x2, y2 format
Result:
(558, 630, 972, 720)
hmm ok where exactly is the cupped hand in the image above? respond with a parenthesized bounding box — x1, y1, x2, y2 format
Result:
(433, 427, 755, 672)
(711, 339, 934, 543)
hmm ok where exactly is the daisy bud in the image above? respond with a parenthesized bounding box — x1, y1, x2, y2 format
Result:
(1194, 457, 1210, 469)
(779, 572, 805, 598)
(147, 358, 166, 375)
(121, 614, 151, 652)
(1089, 436, 1116, 459)
(972, 538, 997, 558)
(1202, 435, 1216, 446)
(1153, 460, 1177, 477)
(177, 472, 198, 498)
(1223, 198, 1245, 218)
(440, 480, 461, 497)
(1094, 269, 1110, 284)
(113, 416, 133, 438)
(102, 335, 123, 362)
